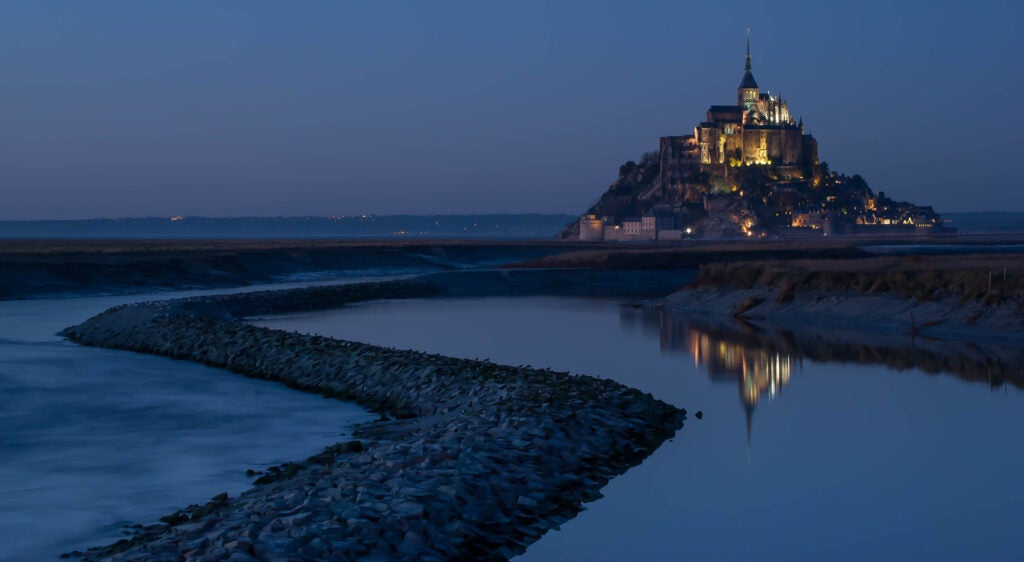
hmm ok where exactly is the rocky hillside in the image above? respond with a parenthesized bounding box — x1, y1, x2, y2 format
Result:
(559, 150, 783, 239)
(562, 149, 944, 239)
(581, 151, 664, 218)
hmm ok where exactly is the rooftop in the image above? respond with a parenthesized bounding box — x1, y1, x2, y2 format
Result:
(739, 70, 758, 90)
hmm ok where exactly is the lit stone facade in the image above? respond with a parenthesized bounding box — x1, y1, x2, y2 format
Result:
(660, 34, 819, 196)
(577, 214, 605, 241)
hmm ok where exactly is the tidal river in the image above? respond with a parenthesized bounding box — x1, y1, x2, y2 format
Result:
(256, 296, 1024, 562)
(0, 281, 377, 561)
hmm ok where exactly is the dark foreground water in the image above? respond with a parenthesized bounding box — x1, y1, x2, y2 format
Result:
(256, 297, 1024, 562)
(0, 284, 376, 561)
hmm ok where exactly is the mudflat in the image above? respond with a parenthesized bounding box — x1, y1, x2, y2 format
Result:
(509, 235, 1024, 270)
(0, 239, 602, 299)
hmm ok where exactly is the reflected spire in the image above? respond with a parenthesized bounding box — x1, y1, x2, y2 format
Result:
(744, 403, 754, 463)
(649, 306, 1024, 467)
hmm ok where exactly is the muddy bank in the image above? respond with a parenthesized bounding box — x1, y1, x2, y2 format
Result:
(507, 240, 872, 270)
(663, 255, 1024, 346)
(61, 272, 686, 561)
(692, 254, 1024, 305)
(0, 240, 591, 300)
(508, 237, 1024, 271)
(133, 269, 693, 321)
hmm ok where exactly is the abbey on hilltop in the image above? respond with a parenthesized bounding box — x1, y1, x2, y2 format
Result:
(660, 30, 817, 193)
(566, 32, 946, 241)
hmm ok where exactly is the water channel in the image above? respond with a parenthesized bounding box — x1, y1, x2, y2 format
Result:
(256, 295, 1024, 562)
(0, 282, 377, 561)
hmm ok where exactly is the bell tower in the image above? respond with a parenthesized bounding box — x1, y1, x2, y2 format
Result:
(738, 29, 759, 109)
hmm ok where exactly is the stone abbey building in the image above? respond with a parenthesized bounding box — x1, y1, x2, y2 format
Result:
(659, 34, 818, 199)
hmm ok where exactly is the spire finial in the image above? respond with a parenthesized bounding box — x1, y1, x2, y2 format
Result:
(745, 28, 751, 71)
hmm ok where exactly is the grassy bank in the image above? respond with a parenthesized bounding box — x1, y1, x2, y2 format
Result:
(693, 254, 1024, 306)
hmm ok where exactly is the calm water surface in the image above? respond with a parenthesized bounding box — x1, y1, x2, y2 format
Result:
(257, 296, 1024, 562)
(0, 281, 379, 561)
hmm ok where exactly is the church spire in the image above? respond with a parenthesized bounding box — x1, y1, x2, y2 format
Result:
(745, 27, 751, 71)
(738, 28, 759, 103)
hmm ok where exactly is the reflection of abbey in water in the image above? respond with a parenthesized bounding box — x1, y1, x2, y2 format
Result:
(686, 331, 795, 409)
(659, 313, 799, 443)
(626, 304, 1024, 445)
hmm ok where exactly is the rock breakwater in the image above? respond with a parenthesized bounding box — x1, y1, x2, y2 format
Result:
(62, 276, 686, 561)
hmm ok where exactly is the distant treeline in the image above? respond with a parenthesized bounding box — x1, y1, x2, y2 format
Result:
(0, 214, 578, 239)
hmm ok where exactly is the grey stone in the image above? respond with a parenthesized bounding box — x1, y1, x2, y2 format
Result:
(62, 278, 685, 562)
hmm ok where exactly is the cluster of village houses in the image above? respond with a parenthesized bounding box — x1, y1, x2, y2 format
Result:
(578, 214, 689, 241)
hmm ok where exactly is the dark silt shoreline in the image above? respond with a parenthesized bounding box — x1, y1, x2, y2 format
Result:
(661, 255, 1024, 346)
(0, 240, 604, 301)
(60, 271, 689, 561)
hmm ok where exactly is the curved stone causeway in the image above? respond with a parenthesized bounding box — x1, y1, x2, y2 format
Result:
(61, 272, 687, 561)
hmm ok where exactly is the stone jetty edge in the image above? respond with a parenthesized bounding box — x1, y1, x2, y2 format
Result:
(61, 273, 687, 561)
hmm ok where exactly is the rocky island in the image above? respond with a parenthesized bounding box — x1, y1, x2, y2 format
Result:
(564, 33, 946, 241)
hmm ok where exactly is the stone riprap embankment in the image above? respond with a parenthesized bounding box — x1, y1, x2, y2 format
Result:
(62, 273, 687, 561)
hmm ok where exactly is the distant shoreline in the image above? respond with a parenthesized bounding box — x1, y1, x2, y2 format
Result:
(0, 214, 578, 240)
(1, 211, 1023, 241)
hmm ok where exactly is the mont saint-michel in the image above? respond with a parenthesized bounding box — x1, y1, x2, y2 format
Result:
(6, 6, 1024, 562)
(567, 34, 945, 241)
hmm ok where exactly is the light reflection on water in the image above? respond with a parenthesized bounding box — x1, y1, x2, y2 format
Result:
(256, 296, 1024, 562)
(677, 323, 798, 447)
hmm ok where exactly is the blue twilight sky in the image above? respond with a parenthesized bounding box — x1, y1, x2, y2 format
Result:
(0, 0, 1020, 219)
